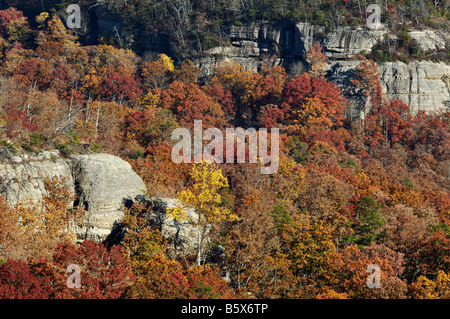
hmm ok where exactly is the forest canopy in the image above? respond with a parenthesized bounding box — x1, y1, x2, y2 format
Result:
(0, 2, 448, 300)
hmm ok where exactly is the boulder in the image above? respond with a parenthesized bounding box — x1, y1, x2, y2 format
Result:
(70, 153, 147, 242)
(0, 150, 148, 243)
(113, 196, 207, 258)
(149, 197, 205, 257)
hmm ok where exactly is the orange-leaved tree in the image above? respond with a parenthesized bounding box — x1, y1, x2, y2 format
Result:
(281, 73, 346, 135)
(307, 42, 328, 78)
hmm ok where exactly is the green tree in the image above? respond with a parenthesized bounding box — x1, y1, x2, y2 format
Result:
(342, 196, 385, 248)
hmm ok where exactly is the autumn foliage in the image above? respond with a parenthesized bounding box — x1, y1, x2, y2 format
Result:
(0, 241, 134, 299)
(0, 7, 448, 300)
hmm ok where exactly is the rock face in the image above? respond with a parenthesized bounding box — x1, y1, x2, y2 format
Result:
(196, 22, 291, 75)
(0, 150, 147, 243)
(107, 196, 205, 257)
(293, 22, 326, 57)
(409, 30, 448, 51)
(149, 197, 205, 257)
(71, 154, 147, 242)
(323, 26, 386, 59)
(194, 22, 327, 75)
(200, 40, 262, 75)
(327, 60, 450, 120)
(84, 4, 450, 117)
(193, 21, 449, 118)
(0, 150, 206, 250)
(379, 61, 450, 115)
(0, 150, 74, 206)
(326, 61, 368, 121)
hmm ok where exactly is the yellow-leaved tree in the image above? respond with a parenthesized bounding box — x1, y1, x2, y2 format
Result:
(141, 53, 175, 90)
(159, 53, 175, 72)
(409, 271, 450, 299)
(168, 161, 239, 266)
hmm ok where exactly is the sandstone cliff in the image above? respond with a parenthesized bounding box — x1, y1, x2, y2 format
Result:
(85, 5, 449, 117)
(0, 149, 206, 257)
(0, 150, 146, 242)
(191, 21, 449, 117)
(327, 60, 450, 120)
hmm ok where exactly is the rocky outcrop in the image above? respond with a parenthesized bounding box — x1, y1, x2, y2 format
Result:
(326, 60, 368, 121)
(71, 153, 147, 242)
(200, 41, 262, 75)
(196, 22, 292, 75)
(0, 150, 74, 206)
(0, 150, 147, 242)
(409, 30, 448, 51)
(0, 150, 208, 251)
(195, 22, 327, 75)
(105, 196, 206, 257)
(323, 26, 386, 59)
(148, 197, 206, 257)
(327, 60, 450, 120)
(379, 61, 450, 115)
(193, 20, 450, 118)
(293, 22, 326, 57)
(83, 4, 450, 118)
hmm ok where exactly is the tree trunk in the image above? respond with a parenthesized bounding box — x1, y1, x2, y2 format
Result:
(196, 212, 202, 266)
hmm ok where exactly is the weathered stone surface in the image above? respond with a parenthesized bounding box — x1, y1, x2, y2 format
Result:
(200, 20, 449, 117)
(326, 60, 369, 121)
(229, 22, 261, 41)
(70, 153, 147, 242)
(197, 22, 288, 74)
(379, 61, 450, 115)
(259, 23, 283, 44)
(327, 60, 450, 120)
(0, 151, 147, 243)
(205, 41, 260, 58)
(294, 22, 325, 57)
(323, 26, 386, 59)
(0, 150, 206, 249)
(194, 54, 261, 76)
(131, 12, 448, 119)
(0, 150, 73, 206)
(409, 30, 448, 51)
(149, 197, 205, 257)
